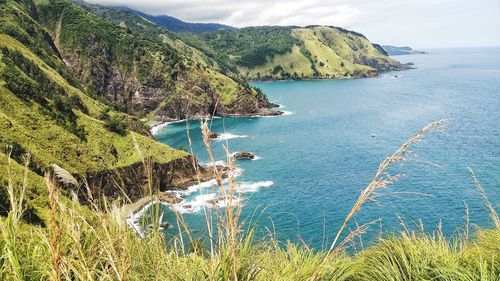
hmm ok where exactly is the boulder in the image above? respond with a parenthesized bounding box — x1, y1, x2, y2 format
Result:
(209, 133, 220, 140)
(234, 151, 255, 160)
(160, 192, 182, 204)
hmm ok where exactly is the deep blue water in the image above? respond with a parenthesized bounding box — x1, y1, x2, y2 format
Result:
(154, 47, 500, 249)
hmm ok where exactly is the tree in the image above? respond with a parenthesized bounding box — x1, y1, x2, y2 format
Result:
(105, 115, 128, 135)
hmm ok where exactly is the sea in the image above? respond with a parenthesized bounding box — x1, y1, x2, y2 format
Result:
(152, 47, 500, 249)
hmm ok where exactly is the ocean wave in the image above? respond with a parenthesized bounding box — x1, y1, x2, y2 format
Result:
(150, 117, 222, 135)
(172, 193, 241, 213)
(236, 181, 274, 193)
(128, 178, 273, 220)
(125, 199, 171, 238)
(172, 180, 273, 213)
(203, 160, 227, 167)
(381, 74, 404, 79)
(214, 133, 249, 141)
(175, 167, 244, 197)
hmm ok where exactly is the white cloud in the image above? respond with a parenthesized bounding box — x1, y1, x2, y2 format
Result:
(85, 0, 500, 48)
(86, 0, 361, 27)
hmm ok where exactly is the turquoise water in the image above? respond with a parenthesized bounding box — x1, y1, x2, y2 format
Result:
(154, 47, 500, 248)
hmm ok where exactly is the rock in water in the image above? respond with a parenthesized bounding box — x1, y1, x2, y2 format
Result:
(209, 133, 220, 140)
(159, 223, 170, 229)
(161, 192, 182, 204)
(234, 152, 255, 160)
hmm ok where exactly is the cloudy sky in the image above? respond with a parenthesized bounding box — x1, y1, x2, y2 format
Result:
(86, 0, 500, 48)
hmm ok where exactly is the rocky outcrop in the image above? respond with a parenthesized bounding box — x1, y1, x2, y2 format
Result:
(150, 70, 280, 123)
(233, 152, 255, 160)
(79, 154, 231, 206)
(82, 156, 203, 204)
(209, 133, 221, 140)
(354, 56, 412, 72)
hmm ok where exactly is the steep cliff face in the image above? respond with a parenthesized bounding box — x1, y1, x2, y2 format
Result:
(35, 0, 278, 123)
(85, 155, 212, 204)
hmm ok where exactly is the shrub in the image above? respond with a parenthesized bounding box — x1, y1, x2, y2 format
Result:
(104, 115, 128, 135)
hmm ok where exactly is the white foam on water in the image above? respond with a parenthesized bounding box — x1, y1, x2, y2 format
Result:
(150, 120, 185, 135)
(203, 160, 227, 167)
(126, 200, 170, 238)
(175, 166, 244, 197)
(381, 74, 404, 79)
(236, 181, 274, 193)
(150, 117, 222, 135)
(214, 133, 249, 141)
(172, 193, 241, 214)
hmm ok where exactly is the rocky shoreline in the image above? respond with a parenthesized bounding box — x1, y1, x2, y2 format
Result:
(244, 64, 414, 83)
(122, 162, 230, 220)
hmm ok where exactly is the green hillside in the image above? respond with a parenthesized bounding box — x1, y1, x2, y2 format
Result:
(180, 25, 409, 80)
(33, 0, 276, 124)
(0, 0, 204, 222)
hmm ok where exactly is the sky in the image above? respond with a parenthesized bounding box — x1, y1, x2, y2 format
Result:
(86, 0, 500, 48)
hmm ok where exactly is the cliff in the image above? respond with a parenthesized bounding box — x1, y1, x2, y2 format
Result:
(35, 0, 278, 124)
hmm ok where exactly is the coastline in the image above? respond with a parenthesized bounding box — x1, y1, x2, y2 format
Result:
(149, 109, 292, 136)
(245, 64, 414, 83)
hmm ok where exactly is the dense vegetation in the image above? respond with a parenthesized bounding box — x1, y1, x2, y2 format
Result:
(174, 25, 405, 80)
(34, 0, 272, 122)
(1, 47, 87, 139)
(0, 0, 191, 224)
(196, 26, 302, 68)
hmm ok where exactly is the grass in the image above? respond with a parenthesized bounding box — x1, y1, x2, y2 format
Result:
(0, 120, 498, 280)
(216, 26, 399, 80)
(241, 45, 315, 79)
(293, 28, 372, 77)
(0, 85, 187, 174)
(0, 31, 187, 174)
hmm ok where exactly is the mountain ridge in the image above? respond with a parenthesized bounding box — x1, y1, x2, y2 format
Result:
(77, 2, 410, 81)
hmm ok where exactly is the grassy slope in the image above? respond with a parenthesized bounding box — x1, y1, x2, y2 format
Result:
(181, 25, 401, 80)
(243, 26, 396, 80)
(0, 33, 187, 175)
(293, 28, 373, 76)
(0, 0, 187, 222)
